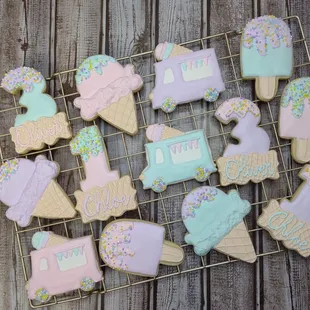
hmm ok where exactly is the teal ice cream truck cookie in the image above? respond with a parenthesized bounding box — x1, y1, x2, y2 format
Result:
(241, 15, 293, 101)
(139, 124, 216, 193)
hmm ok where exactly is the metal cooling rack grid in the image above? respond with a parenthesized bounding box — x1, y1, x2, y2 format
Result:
(0, 15, 308, 308)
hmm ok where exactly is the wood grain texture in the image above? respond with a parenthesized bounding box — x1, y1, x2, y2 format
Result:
(0, 0, 309, 309)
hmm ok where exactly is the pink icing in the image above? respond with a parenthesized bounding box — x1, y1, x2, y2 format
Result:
(27, 235, 102, 299)
(0, 155, 59, 227)
(74, 62, 143, 121)
(99, 220, 165, 276)
(146, 124, 165, 142)
(154, 42, 168, 60)
(80, 152, 119, 192)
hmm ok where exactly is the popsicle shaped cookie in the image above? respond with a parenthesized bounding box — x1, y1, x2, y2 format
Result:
(150, 42, 225, 113)
(241, 15, 293, 101)
(182, 186, 257, 263)
(0, 155, 76, 227)
(27, 232, 102, 303)
(99, 219, 184, 277)
(1, 67, 71, 154)
(258, 165, 310, 257)
(70, 125, 137, 223)
(215, 98, 279, 186)
(74, 55, 143, 135)
(279, 78, 310, 163)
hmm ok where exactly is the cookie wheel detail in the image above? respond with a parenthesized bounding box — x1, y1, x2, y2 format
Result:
(151, 177, 167, 193)
(35, 288, 51, 303)
(161, 97, 176, 113)
(195, 167, 211, 182)
(204, 88, 219, 102)
(80, 277, 96, 292)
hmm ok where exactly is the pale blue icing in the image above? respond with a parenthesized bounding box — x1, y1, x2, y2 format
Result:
(163, 43, 175, 60)
(140, 130, 216, 190)
(241, 39, 293, 77)
(14, 80, 57, 127)
(182, 187, 251, 256)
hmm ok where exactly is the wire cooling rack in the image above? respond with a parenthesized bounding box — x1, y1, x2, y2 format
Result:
(0, 15, 309, 308)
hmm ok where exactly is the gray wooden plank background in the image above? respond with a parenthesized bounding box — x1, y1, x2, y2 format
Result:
(0, 0, 310, 309)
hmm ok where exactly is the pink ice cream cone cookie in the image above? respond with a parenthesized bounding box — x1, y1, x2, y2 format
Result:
(27, 232, 102, 303)
(99, 219, 184, 277)
(74, 55, 143, 135)
(1, 67, 72, 154)
(0, 155, 76, 227)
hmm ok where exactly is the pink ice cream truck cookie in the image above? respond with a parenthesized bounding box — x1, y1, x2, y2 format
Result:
(74, 55, 143, 135)
(27, 231, 102, 303)
(150, 42, 225, 113)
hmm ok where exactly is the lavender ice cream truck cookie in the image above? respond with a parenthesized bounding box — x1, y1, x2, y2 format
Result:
(150, 42, 225, 113)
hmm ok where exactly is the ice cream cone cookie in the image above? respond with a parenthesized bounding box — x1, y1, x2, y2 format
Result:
(215, 98, 280, 186)
(27, 232, 102, 303)
(182, 186, 256, 263)
(258, 165, 310, 257)
(241, 16, 293, 101)
(70, 126, 138, 223)
(1, 67, 72, 154)
(150, 42, 225, 113)
(74, 55, 143, 135)
(0, 155, 76, 227)
(139, 125, 216, 193)
(278, 78, 310, 163)
(99, 219, 184, 277)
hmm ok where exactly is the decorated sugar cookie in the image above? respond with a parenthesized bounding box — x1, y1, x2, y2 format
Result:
(258, 165, 310, 257)
(74, 55, 143, 135)
(139, 124, 217, 193)
(99, 219, 184, 277)
(215, 98, 279, 186)
(241, 15, 293, 101)
(27, 231, 102, 303)
(149, 42, 225, 113)
(1, 67, 72, 154)
(70, 125, 137, 223)
(279, 78, 310, 163)
(0, 155, 76, 227)
(182, 186, 256, 263)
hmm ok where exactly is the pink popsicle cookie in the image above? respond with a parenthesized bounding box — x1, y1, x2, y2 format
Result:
(279, 78, 310, 163)
(1, 67, 72, 154)
(70, 126, 138, 223)
(0, 155, 76, 227)
(74, 55, 143, 135)
(27, 232, 102, 303)
(99, 219, 184, 277)
(215, 98, 280, 186)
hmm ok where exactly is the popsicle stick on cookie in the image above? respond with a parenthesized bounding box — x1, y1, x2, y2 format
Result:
(279, 78, 310, 163)
(0, 155, 76, 227)
(70, 125, 138, 223)
(182, 186, 256, 263)
(241, 15, 293, 102)
(1, 67, 72, 154)
(99, 219, 184, 277)
(258, 165, 310, 257)
(73, 55, 143, 135)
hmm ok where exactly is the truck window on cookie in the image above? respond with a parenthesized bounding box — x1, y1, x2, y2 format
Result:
(155, 148, 164, 164)
(180, 56, 212, 82)
(39, 258, 48, 271)
(163, 68, 174, 84)
(55, 245, 86, 272)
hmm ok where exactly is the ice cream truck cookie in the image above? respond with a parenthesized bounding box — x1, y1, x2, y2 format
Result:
(27, 231, 102, 303)
(139, 124, 217, 193)
(241, 15, 293, 101)
(70, 125, 138, 223)
(279, 78, 310, 163)
(99, 219, 184, 277)
(258, 165, 310, 257)
(1, 67, 72, 154)
(215, 98, 280, 186)
(0, 155, 76, 227)
(182, 186, 256, 263)
(74, 55, 143, 135)
(150, 42, 225, 113)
